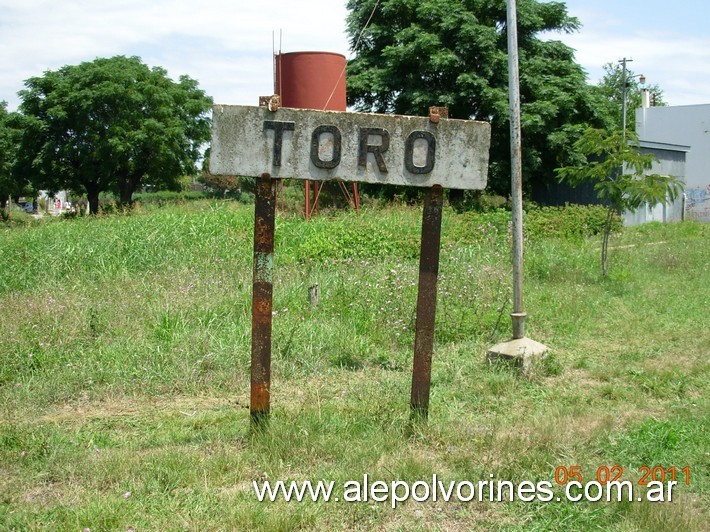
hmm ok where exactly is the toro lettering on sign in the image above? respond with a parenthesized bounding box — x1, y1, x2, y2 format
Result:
(210, 105, 490, 190)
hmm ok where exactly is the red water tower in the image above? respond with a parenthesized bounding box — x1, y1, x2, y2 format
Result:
(275, 51, 347, 111)
(274, 51, 358, 218)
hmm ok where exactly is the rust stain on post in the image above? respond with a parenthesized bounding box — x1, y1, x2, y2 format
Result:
(410, 185, 444, 418)
(251, 173, 276, 426)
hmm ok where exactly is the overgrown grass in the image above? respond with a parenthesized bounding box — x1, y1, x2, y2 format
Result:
(1, 201, 707, 530)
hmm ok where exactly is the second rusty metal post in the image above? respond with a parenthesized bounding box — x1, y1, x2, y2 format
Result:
(251, 173, 276, 426)
(410, 185, 444, 418)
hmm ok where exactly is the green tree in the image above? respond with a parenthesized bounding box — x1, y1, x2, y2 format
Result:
(15, 56, 212, 214)
(593, 62, 665, 132)
(0, 101, 13, 208)
(201, 172, 240, 197)
(555, 128, 682, 276)
(345, 0, 608, 195)
(0, 101, 29, 209)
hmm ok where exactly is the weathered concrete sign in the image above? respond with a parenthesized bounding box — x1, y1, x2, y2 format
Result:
(210, 105, 490, 190)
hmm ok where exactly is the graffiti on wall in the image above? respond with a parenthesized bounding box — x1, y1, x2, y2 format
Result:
(686, 184, 710, 221)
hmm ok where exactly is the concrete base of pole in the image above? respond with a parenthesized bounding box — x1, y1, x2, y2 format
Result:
(487, 337, 548, 375)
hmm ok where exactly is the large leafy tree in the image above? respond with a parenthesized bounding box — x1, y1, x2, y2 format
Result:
(345, 0, 608, 195)
(0, 101, 28, 209)
(15, 56, 212, 213)
(0, 101, 14, 207)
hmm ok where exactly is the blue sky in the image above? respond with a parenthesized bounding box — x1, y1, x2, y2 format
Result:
(558, 0, 710, 105)
(1, 1, 708, 112)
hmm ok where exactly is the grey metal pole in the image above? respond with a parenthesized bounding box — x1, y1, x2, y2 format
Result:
(486, 1, 547, 370)
(507, 0, 525, 340)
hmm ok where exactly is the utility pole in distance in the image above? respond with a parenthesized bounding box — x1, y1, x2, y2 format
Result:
(620, 57, 645, 138)
(620, 57, 632, 137)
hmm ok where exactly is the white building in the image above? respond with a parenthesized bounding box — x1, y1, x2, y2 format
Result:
(622, 139, 689, 226)
(636, 101, 710, 222)
(37, 190, 71, 215)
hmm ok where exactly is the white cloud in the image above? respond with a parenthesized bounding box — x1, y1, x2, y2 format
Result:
(0, 0, 350, 110)
(559, 0, 710, 106)
(561, 27, 710, 106)
(2, 0, 708, 111)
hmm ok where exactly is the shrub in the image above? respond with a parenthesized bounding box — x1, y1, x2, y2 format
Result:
(524, 204, 622, 240)
(278, 208, 420, 262)
(1, 206, 36, 227)
(132, 190, 210, 206)
(460, 191, 509, 212)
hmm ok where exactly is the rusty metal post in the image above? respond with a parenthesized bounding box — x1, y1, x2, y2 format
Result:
(410, 185, 444, 418)
(251, 173, 276, 426)
(353, 183, 361, 212)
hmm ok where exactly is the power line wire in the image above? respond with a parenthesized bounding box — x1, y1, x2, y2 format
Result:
(323, 0, 380, 110)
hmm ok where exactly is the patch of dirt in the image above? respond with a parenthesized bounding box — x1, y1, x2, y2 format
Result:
(21, 481, 65, 505)
(31, 393, 249, 427)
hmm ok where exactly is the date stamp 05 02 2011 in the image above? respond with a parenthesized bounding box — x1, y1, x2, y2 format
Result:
(554, 465, 691, 486)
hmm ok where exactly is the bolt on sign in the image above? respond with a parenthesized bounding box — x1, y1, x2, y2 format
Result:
(210, 104, 491, 425)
